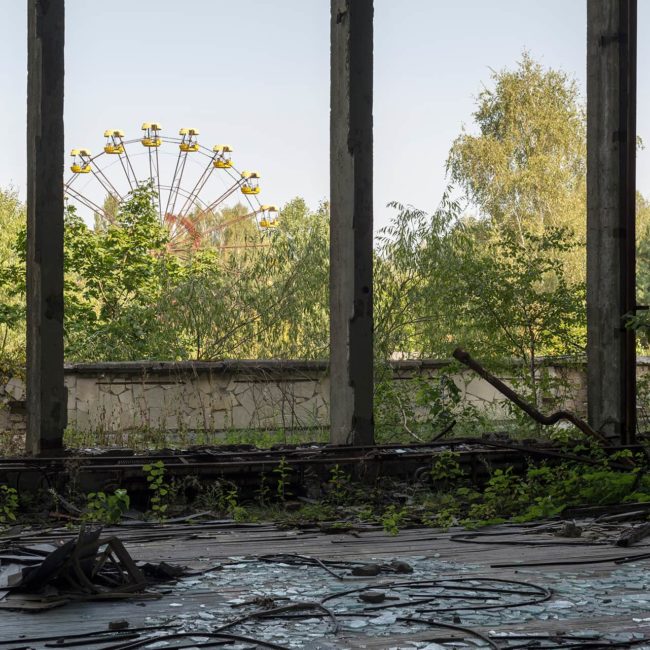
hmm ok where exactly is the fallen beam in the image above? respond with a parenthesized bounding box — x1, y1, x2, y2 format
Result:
(452, 348, 610, 447)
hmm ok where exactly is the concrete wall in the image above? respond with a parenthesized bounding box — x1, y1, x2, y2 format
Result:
(0, 358, 608, 442)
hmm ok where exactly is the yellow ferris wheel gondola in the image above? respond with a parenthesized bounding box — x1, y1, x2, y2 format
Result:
(240, 170, 260, 195)
(103, 129, 125, 154)
(258, 204, 279, 229)
(64, 122, 278, 255)
(212, 144, 233, 169)
(141, 122, 162, 147)
(70, 148, 92, 174)
(179, 127, 200, 152)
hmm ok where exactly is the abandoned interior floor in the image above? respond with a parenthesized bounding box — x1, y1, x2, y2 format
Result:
(1, 518, 650, 649)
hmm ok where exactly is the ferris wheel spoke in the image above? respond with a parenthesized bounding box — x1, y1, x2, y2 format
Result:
(120, 146, 138, 190)
(65, 186, 109, 221)
(154, 146, 163, 221)
(192, 179, 245, 222)
(201, 210, 260, 236)
(157, 184, 209, 210)
(164, 148, 185, 217)
(176, 157, 216, 219)
(116, 153, 134, 192)
(145, 147, 159, 215)
(243, 194, 261, 214)
(90, 163, 123, 204)
(167, 214, 200, 243)
(65, 173, 80, 193)
(147, 147, 154, 191)
(167, 152, 189, 219)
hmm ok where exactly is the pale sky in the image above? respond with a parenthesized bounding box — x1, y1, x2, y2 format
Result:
(1, 0, 649, 230)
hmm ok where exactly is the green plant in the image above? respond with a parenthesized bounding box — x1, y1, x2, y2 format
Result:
(194, 479, 250, 522)
(279, 502, 335, 527)
(380, 505, 408, 536)
(464, 467, 528, 525)
(273, 456, 292, 503)
(326, 464, 351, 505)
(456, 450, 650, 527)
(0, 484, 18, 523)
(430, 451, 465, 485)
(256, 472, 271, 507)
(84, 489, 130, 524)
(143, 460, 170, 520)
(220, 482, 249, 522)
(358, 505, 375, 522)
(430, 507, 457, 531)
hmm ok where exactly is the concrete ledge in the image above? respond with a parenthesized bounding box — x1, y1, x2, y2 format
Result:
(62, 358, 454, 377)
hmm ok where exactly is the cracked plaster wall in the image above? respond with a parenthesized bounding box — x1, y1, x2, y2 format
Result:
(1, 360, 646, 439)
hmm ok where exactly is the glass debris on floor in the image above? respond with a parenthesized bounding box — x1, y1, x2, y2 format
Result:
(1, 521, 649, 649)
(107, 554, 650, 649)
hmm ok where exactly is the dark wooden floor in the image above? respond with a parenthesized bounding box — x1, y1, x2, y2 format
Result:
(1, 520, 649, 648)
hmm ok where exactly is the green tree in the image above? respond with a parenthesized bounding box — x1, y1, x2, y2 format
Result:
(0, 189, 26, 370)
(636, 192, 650, 308)
(63, 184, 184, 360)
(201, 202, 260, 250)
(440, 51, 588, 404)
(450, 223, 586, 406)
(447, 52, 586, 247)
(374, 193, 461, 361)
(162, 197, 329, 360)
(372, 197, 585, 413)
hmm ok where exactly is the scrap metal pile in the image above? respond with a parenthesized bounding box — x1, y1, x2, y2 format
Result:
(0, 526, 184, 610)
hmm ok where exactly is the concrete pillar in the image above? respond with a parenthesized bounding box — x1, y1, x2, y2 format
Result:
(26, 0, 66, 455)
(586, 0, 637, 443)
(329, 0, 374, 445)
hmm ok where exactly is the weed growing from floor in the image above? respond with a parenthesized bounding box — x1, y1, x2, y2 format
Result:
(326, 464, 351, 506)
(143, 460, 170, 520)
(8, 440, 650, 534)
(255, 472, 271, 507)
(0, 485, 18, 524)
(273, 456, 292, 504)
(84, 489, 130, 524)
(380, 505, 409, 536)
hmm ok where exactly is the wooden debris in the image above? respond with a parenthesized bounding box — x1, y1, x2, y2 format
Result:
(615, 522, 650, 547)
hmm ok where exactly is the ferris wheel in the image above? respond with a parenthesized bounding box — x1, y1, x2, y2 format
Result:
(64, 123, 280, 255)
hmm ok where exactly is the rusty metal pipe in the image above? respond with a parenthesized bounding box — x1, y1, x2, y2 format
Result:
(452, 348, 610, 447)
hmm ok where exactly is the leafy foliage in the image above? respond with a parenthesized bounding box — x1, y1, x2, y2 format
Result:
(0, 190, 26, 372)
(429, 451, 465, 485)
(463, 450, 650, 525)
(64, 184, 184, 360)
(447, 52, 586, 241)
(326, 464, 352, 506)
(195, 479, 249, 521)
(84, 489, 130, 524)
(143, 460, 170, 519)
(0, 484, 18, 524)
(380, 504, 409, 536)
(161, 198, 329, 360)
(273, 456, 292, 503)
